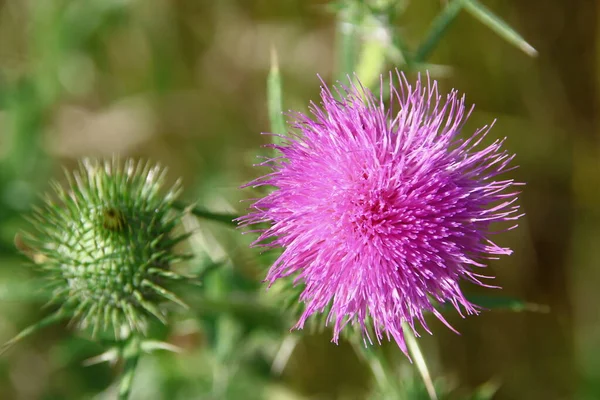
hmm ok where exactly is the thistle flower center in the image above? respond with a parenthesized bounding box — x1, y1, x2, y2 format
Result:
(338, 174, 397, 239)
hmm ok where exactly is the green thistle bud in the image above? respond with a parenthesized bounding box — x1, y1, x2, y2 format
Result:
(19, 158, 190, 340)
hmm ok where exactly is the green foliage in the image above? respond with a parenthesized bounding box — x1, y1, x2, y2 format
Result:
(462, 0, 537, 57)
(330, 0, 536, 88)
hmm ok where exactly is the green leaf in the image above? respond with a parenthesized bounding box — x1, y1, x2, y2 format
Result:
(267, 48, 286, 137)
(0, 310, 69, 356)
(463, 0, 537, 57)
(414, 0, 464, 63)
(466, 294, 549, 313)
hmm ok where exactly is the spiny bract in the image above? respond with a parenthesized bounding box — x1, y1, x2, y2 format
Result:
(240, 71, 522, 356)
(23, 158, 189, 339)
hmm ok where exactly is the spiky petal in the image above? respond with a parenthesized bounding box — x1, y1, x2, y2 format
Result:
(240, 71, 522, 355)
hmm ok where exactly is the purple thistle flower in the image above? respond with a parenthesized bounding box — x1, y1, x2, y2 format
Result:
(240, 71, 522, 356)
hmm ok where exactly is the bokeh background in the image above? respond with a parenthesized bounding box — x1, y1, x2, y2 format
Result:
(0, 0, 598, 399)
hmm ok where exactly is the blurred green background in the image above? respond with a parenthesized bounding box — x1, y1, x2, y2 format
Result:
(0, 0, 598, 399)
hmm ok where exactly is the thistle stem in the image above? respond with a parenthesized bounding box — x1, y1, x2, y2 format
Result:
(350, 340, 390, 390)
(403, 324, 438, 400)
(267, 47, 286, 137)
(172, 201, 238, 227)
(118, 335, 142, 400)
(335, 1, 360, 82)
(271, 334, 299, 376)
(414, 0, 464, 63)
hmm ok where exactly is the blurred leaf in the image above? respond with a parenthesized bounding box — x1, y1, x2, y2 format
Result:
(335, 1, 362, 81)
(414, 0, 463, 63)
(356, 0, 414, 84)
(62, 0, 129, 50)
(415, 0, 536, 63)
(192, 295, 285, 333)
(3, 79, 45, 178)
(0, 279, 52, 302)
(468, 379, 501, 400)
(463, 0, 537, 57)
(270, 334, 299, 376)
(0, 310, 69, 356)
(387, 33, 411, 67)
(192, 259, 226, 281)
(355, 16, 388, 89)
(352, 341, 391, 390)
(267, 48, 286, 137)
(355, 340, 448, 400)
(215, 315, 243, 362)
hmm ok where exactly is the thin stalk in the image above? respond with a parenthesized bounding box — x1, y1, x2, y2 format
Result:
(172, 201, 238, 227)
(403, 325, 438, 400)
(351, 340, 390, 390)
(271, 334, 299, 375)
(335, 1, 361, 82)
(414, 0, 463, 63)
(267, 47, 286, 137)
(118, 335, 142, 400)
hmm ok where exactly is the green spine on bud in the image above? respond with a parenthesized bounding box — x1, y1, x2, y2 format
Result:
(23, 158, 190, 339)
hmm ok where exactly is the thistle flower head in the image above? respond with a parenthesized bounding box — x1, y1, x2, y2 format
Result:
(22, 158, 189, 339)
(241, 72, 522, 355)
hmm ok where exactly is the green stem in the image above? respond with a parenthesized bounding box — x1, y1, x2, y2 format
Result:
(336, 1, 361, 82)
(118, 335, 142, 400)
(271, 334, 299, 375)
(351, 340, 390, 390)
(267, 47, 286, 137)
(389, 30, 412, 67)
(403, 324, 438, 400)
(172, 201, 239, 227)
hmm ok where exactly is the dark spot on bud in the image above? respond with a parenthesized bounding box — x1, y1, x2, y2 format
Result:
(102, 207, 126, 231)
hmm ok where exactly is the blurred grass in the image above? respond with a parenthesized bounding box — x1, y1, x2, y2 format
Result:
(0, 0, 598, 399)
